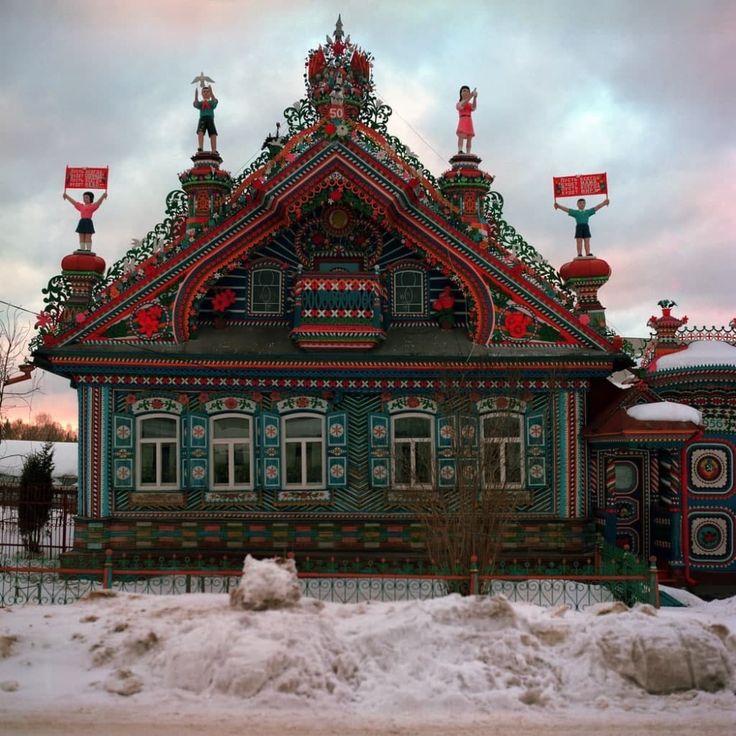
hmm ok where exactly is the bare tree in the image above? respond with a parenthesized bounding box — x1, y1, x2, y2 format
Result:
(398, 394, 519, 575)
(0, 305, 40, 442)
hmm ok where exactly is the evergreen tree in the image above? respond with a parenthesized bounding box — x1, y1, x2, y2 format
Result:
(18, 442, 55, 553)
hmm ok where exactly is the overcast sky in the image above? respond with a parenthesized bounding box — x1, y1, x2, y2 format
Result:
(1, 0, 734, 429)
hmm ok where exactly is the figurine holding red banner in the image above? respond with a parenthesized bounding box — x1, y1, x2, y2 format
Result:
(456, 85, 477, 154)
(554, 197, 610, 258)
(63, 190, 108, 251)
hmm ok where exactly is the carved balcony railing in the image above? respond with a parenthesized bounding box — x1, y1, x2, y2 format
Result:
(290, 272, 386, 350)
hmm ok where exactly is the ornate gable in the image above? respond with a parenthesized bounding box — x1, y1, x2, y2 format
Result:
(33, 18, 614, 359)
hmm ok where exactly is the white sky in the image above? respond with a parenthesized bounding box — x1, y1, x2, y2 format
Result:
(1, 0, 734, 428)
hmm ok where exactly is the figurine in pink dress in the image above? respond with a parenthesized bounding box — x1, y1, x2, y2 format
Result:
(63, 190, 107, 250)
(456, 85, 477, 154)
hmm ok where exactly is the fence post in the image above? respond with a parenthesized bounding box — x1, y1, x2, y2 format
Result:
(594, 539, 602, 573)
(648, 556, 660, 608)
(103, 548, 113, 590)
(469, 555, 479, 596)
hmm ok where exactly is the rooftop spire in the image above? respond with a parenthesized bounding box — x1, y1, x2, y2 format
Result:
(334, 14, 344, 41)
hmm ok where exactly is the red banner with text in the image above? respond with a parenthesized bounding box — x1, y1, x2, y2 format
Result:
(65, 166, 109, 190)
(553, 173, 607, 199)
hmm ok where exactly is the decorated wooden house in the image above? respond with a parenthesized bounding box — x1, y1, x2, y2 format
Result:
(31, 20, 735, 590)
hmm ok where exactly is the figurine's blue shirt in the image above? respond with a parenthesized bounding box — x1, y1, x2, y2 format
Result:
(194, 99, 218, 118)
(568, 208, 596, 225)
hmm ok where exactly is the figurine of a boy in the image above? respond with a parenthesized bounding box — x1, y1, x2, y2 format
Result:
(194, 85, 218, 153)
(554, 197, 610, 257)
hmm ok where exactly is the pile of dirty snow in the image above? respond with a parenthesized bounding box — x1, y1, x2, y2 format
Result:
(0, 558, 735, 727)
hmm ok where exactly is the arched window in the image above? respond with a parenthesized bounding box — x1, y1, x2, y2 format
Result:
(480, 413, 524, 488)
(392, 413, 434, 488)
(283, 414, 324, 488)
(136, 414, 179, 488)
(250, 267, 283, 314)
(210, 414, 253, 489)
(392, 268, 426, 316)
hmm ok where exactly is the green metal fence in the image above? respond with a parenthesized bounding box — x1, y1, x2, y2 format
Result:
(0, 548, 659, 609)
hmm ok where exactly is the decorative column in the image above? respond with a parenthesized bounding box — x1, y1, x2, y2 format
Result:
(647, 302, 688, 362)
(438, 154, 494, 228)
(558, 257, 612, 329)
(60, 250, 106, 320)
(178, 151, 232, 232)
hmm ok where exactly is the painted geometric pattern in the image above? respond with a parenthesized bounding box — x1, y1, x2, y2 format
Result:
(342, 394, 383, 511)
(73, 518, 595, 555)
(688, 444, 734, 495)
(518, 393, 554, 514)
(107, 391, 555, 515)
(689, 512, 735, 566)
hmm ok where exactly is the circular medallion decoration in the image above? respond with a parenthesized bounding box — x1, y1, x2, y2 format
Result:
(325, 206, 351, 234)
(697, 454, 722, 481)
(689, 446, 732, 494)
(615, 497, 640, 524)
(690, 515, 731, 560)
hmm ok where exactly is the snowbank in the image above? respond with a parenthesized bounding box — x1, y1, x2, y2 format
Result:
(626, 401, 702, 425)
(656, 340, 736, 370)
(1, 586, 735, 725)
(229, 555, 301, 610)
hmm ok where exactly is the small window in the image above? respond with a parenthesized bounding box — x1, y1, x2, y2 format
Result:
(211, 415, 252, 489)
(250, 268, 283, 314)
(137, 415, 179, 488)
(392, 269, 425, 316)
(392, 413, 434, 488)
(481, 414, 524, 488)
(614, 461, 638, 493)
(283, 414, 324, 488)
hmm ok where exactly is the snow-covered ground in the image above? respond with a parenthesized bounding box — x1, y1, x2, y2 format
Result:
(1, 558, 735, 735)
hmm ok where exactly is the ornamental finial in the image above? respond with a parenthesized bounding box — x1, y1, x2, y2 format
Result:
(334, 14, 344, 41)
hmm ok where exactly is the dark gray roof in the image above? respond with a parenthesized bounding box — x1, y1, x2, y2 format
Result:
(39, 326, 613, 365)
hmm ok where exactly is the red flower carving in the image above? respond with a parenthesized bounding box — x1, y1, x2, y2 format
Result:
(224, 397, 239, 409)
(35, 312, 52, 329)
(211, 288, 237, 315)
(150, 398, 164, 409)
(432, 286, 455, 314)
(296, 397, 309, 408)
(135, 304, 164, 337)
(504, 311, 533, 339)
(329, 189, 343, 202)
(406, 396, 420, 408)
(324, 123, 337, 136)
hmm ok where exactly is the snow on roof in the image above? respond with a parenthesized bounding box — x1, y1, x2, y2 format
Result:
(626, 401, 702, 425)
(656, 339, 736, 370)
(0, 440, 78, 480)
(606, 369, 638, 389)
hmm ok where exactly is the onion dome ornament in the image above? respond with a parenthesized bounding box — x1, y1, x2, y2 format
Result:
(306, 15, 374, 121)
